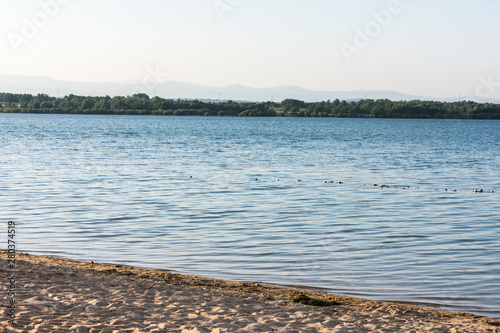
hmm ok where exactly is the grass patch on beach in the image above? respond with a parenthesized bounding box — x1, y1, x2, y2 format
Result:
(457, 312, 483, 319)
(293, 294, 341, 307)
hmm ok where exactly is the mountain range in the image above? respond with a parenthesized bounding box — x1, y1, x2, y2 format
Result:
(1, 74, 497, 104)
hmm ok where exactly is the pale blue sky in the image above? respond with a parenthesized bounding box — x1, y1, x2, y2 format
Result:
(1, 0, 499, 99)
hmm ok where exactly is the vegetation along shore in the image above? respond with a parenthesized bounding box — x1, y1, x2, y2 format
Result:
(1, 92, 500, 119)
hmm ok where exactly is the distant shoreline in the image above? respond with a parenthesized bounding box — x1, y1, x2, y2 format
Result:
(2, 92, 500, 119)
(2, 110, 500, 121)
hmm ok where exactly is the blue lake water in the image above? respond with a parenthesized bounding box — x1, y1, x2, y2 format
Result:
(1, 114, 499, 317)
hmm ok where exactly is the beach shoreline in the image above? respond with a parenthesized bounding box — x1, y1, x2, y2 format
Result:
(2, 251, 499, 332)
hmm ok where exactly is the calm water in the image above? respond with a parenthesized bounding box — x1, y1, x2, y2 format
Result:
(1, 114, 499, 317)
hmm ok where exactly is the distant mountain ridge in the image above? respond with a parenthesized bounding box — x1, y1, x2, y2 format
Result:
(1, 74, 498, 104)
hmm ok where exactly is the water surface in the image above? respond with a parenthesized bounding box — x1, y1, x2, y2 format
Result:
(1, 114, 499, 317)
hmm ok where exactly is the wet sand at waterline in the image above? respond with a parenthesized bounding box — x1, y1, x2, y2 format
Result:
(1, 251, 499, 332)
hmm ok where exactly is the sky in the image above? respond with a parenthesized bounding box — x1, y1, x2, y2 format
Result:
(1, 0, 500, 99)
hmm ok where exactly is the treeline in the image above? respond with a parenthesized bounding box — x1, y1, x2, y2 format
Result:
(1, 92, 500, 119)
(0, 93, 275, 117)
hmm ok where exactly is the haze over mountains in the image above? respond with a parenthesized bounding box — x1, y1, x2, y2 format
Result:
(1, 74, 497, 104)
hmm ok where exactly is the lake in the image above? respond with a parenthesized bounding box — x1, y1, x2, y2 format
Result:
(1, 114, 499, 317)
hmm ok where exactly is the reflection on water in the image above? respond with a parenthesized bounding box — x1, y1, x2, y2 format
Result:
(1, 114, 499, 317)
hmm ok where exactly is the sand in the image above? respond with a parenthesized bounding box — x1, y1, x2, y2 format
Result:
(1, 251, 499, 333)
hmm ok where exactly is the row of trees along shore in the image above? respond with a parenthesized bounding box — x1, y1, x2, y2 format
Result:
(1, 92, 500, 119)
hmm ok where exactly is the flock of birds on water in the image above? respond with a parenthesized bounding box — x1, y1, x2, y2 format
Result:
(188, 176, 495, 193)
(250, 178, 495, 194)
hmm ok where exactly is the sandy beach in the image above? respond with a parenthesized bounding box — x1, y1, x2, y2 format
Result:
(1, 251, 499, 333)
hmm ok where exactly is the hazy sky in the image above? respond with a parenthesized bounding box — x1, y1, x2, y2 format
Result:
(1, 0, 500, 99)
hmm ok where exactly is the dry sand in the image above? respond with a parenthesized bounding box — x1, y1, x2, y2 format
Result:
(1, 251, 499, 333)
